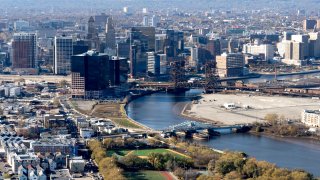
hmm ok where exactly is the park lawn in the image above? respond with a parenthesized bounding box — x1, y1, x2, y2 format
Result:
(130, 148, 188, 159)
(108, 148, 189, 159)
(107, 150, 131, 157)
(124, 171, 168, 180)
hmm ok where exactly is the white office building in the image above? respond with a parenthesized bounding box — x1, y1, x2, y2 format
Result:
(243, 40, 274, 61)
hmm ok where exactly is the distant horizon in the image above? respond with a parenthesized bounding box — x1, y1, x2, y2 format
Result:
(0, 0, 319, 11)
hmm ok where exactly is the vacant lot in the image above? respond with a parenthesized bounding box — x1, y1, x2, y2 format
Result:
(186, 94, 320, 125)
(71, 101, 143, 129)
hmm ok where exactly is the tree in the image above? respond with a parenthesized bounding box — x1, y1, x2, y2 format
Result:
(264, 113, 279, 125)
(103, 138, 113, 149)
(121, 154, 149, 169)
(58, 80, 68, 88)
(173, 167, 186, 180)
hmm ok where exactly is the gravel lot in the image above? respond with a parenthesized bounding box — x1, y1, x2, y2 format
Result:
(186, 94, 320, 125)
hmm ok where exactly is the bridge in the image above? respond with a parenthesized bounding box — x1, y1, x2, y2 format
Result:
(161, 121, 244, 134)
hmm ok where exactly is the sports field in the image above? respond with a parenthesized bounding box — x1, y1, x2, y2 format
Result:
(125, 171, 174, 180)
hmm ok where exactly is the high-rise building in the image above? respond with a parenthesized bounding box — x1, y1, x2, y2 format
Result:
(308, 32, 320, 58)
(158, 54, 167, 75)
(163, 30, 184, 58)
(87, 17, 100, 50)
(216, 53, 244, 77)
(150, 15, 159, 27)
(73, 40, 89, 55)
(206, 39, 221, 59)
(54, 36, 73, 75)
(186, 46, 198, 67)
(155, 34, 166, 53)
(94, 13, 109, 31)
(130, 42, 147, 77)
(147, 52, 160, 76)
(71, 50, 111, 99)
(291, 34, 309, 58)
(142, 16, 149, 26)
(105, 17, 116, 50)
(242, 40, 274, 61)
(131, 27, 155, 51)
(117, 42, 130, 58)
(292, 42, 304, 61)
(303, 19, 317, 31)
(12, 33, 37, 69)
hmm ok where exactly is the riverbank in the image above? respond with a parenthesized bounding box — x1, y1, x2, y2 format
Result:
(255, 69, 320, 76)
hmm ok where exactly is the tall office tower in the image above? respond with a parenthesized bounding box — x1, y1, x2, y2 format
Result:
(73, 40, 89, 55)
(142, 15, 149, 26)
(303, 19, 317, 31)
(147, 52, 160, 76)
(12, 33, 37, 69)
(155, 34, 166, 53)
(206, 39, 221, 59)
(87, 16, 99, 50)
(164, 30, 184, 58)
(117, 42, 130, 57)
(308, 32, 320, 58)
(105, 17, 116, 50)
(54, 36, 73, 75)
(129, 27, 155, 78)
(292, 42, 304, 61)
(130, 42, 147, 77)
(283, 41, 293, 60)
(131, 27, 155, 51)
(186, 46, 198, 67)
(242, 40, 275, 61)
(158, 54, 167, 75)
(216, 53, 244, 77)
(71, 50, 111, 99)
(109, 57, 120, 86)
(94, 13, 109, 31)
(150, 15, 159, 27)
(228, 39, 240, 53)
(291, 34, 309, 58)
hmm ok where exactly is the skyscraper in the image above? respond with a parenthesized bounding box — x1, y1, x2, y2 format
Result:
(12, 33, 37, 69)
(206, 39, 221, 59)
(147, 52, 160, 76)
(87, 16, 100, 50)
(54, 36, 73, 75)
(71, 50, 110, 99)
(105, 17, 116, 50)
(131, 27, 155, 51)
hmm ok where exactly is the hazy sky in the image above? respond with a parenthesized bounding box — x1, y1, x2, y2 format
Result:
(0, 0, 319, 11)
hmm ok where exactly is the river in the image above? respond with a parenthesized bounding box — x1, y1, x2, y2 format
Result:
(126, 73, 320, 176)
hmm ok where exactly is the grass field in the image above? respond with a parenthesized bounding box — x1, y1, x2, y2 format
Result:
(107, 148, 188, 159)
(124, 171, 169, 180)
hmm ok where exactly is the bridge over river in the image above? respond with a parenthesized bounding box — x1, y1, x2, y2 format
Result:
(161, 121, 245, 134)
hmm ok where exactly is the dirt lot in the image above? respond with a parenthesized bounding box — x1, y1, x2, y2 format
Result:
(186, 94, 320, 125)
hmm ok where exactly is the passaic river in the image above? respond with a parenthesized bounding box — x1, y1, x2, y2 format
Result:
(126, 88, 320, 176)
